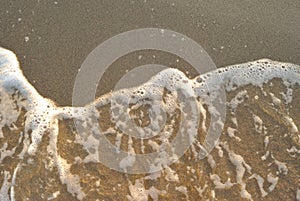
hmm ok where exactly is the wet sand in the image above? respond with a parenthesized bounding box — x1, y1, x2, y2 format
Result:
(0, 0, 299, 106)
(1, 61, 300, 200)
(0, 1, 300, 201)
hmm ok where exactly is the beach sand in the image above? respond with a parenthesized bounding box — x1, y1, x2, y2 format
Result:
(0, 0, 299, 106)
(0, 1, 300, 200)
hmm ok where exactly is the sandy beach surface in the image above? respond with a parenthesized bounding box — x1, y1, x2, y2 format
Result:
(0, 0, 299, 106)
(0, 1, 300, 201)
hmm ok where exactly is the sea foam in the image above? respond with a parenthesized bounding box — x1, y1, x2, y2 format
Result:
(0, 47, 299, 200)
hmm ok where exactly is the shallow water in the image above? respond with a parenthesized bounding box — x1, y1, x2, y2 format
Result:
(0, 47, 299, 200)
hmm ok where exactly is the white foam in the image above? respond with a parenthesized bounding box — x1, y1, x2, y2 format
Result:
(269, 92, 282, 106)
(253, 114, 263, 134)
(127, 179, 148, 201)
(261, 150, 270, 161)
(227, 90, 248, 111)
(267, 173, 278, 193)
(227, 127, 241, 141)
(175, 185, 188, 198)
(195, 182, 208, 197)
(47, 191, 60, 201)
(287, 146, 300, 156)
(0, 142, 16, 163)
(249, 174, 268, 197)
(0, 47, 300, 200)
(210, 174, 234, 189)
(207, 154, 216, 168)
(164, 166, 179, 182)
(0, 171, 11, 201)
(274, 159, 288, 175)
(222, 143, 252, 200)
(264, 136, 271, 148)
(215, 144, 223, 158)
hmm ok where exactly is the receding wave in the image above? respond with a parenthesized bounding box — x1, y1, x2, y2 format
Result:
(0, 47, 299, 200)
